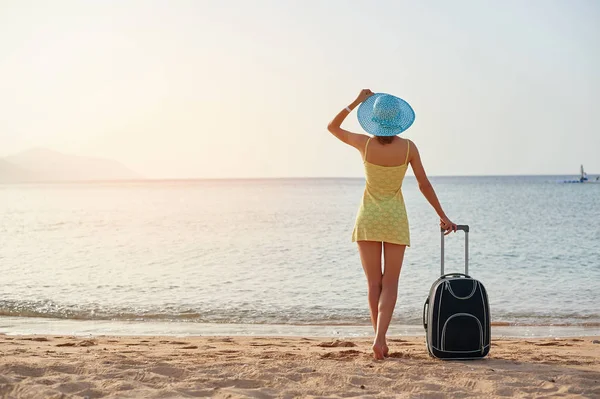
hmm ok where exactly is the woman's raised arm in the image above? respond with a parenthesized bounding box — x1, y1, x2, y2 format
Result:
(327, 89, 373, 151)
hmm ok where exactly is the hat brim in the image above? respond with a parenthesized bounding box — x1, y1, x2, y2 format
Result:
(357, 93, 415, 136)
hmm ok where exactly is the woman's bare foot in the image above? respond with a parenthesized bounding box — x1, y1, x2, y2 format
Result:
(372, 341, 386, 360)
(383, 343, 389, 357)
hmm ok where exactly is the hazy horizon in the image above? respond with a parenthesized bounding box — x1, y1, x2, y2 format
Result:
(1, 1, 599, 178)
(1, 146, 598, 180)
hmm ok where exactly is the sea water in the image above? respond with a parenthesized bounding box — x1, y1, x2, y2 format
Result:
(1, 176, 599, 336)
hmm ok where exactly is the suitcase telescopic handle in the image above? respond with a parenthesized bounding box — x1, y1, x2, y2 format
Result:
(441, 225, 469, 233)
(440, 225, 469, 276)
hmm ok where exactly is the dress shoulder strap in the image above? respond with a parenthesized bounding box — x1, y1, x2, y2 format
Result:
(364, 137, 373, 161)
(404, 140, 410, 164)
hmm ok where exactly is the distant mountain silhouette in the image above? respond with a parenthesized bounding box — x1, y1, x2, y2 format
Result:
(0, 148, 141, 182)
(0, 159, 38, 183)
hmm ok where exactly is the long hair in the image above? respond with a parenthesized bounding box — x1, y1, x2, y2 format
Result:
(376, 136, 394, 145)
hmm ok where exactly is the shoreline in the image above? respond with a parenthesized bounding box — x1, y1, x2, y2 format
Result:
(1, 334, 598, 398)
(2, 317, 600, 339)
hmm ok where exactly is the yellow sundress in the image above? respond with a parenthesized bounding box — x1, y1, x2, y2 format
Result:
(351, 137, 411, 246)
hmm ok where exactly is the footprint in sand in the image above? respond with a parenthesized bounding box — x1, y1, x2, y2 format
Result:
(295, 367, 316, 374)
(4, 364, 46, 378)
(212, 378, 263, 389)
(20, 337, 50, 342)
(78, 339, 97, 347)
(387, 351, 418, 359)
(47, 364, 82, 375)
(320, 349, 361, 360)
(150, 365, 187, 378)
(55, 340, 97, 347)
(56, 381, 95, 394)
(56, 342, 76, 347)
(208, 337, 234, 343)
(217, 349, 239, 354)
(316, 340, 357, 348)
(249, 342, 287, 347)
(534, 341, 572, 347)
(259, 351, 298, 360)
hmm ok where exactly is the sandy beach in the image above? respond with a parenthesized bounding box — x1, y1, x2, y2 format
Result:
(0, 334, 598, 398)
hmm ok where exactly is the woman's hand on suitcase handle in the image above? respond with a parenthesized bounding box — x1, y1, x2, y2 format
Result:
(440, 216, 458, 235)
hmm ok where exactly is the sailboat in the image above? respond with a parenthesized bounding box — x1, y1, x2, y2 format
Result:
(562, 165, 598, 183)
(579, 164, 588, 182)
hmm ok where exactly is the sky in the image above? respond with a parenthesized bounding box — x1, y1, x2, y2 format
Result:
(1, 0, 599, 178)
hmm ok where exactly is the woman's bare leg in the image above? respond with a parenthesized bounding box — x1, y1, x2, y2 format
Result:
(373, 243, 406, 358)
(357, 241, 385, 358)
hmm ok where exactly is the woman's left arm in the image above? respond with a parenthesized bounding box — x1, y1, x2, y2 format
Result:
(327, 89, 373, 151)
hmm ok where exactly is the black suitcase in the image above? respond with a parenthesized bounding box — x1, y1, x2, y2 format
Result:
(423, 225, 491, 359)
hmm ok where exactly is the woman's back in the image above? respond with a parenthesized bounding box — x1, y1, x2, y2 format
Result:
(363, 137, 410, 167)
(363, 137, 411, 196)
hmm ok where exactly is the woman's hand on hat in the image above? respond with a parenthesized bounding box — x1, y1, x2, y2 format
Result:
(355, 89, 374, 104)
(440, 216, 458, 235)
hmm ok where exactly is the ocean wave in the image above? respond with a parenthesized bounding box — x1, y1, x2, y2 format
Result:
(1, 300, 599, 327)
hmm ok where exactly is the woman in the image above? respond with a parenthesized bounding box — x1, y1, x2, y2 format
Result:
(327, 89, 457, 360)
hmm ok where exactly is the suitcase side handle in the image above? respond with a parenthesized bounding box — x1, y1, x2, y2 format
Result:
(440, 273, 471, 279)
(422, 298, 429, 330)
(441, 225, 469, 276)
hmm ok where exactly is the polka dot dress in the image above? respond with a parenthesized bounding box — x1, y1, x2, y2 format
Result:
(352, 138, 411, 246)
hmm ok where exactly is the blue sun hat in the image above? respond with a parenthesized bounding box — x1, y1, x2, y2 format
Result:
(357, 93, 415, 136)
